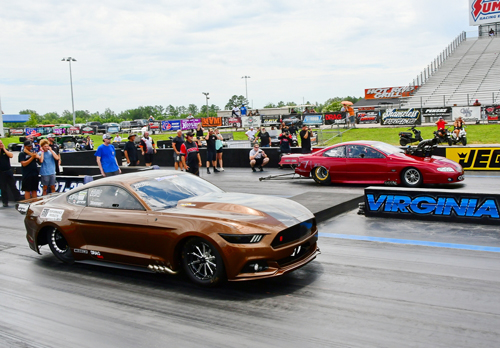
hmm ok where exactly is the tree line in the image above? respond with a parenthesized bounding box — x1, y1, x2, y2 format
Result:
(11, 95, 361, 128)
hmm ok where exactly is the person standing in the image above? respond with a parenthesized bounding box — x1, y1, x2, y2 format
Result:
(195, 123, 204, 146)
(18, 140, 40, 199)
(245, 127, 257, 144)
(346, 105, 356, 128)
(140, 131, 156, 166)
(256, 127, 271, 147)
(205, 128, 219, 174)
(180, 132, 202, 176)
(214, 128, 224, 171)
(240, 104, 247, 117)
(124, 134, 139, 166)
(0, 140, 22, 207)
(38, 139, 59, 196)
(95, 134, 121, 177)
(172, 130, 185, 171)
(299, 124, 313, 154)
(47, 134, 61, 175)
(249, 144, 269, 172)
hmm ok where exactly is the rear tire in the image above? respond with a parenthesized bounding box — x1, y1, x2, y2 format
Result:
(399, 139, 408, 146)
(401, 168, 423, 187)
(48, 228, 74, 264)
(182, 237, 225, 287)
(312, 166, 331, 185)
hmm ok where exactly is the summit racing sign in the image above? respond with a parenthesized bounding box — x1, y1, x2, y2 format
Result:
(381, 108, 421, 125)
(364, 86, 418, 100)
(470, 0, 500, 25)
(364, 188, 499, 225)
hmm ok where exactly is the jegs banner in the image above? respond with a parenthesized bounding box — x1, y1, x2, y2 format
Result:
(381, 109, 421, 125)
(446, 147, 500, 170)
(469, 0, 500, 26)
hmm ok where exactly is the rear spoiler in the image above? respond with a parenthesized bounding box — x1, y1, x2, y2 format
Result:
(15, 193, 62, 215)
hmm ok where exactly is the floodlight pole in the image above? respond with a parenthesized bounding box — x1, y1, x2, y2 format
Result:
(62, 57, 77, 126)
(202, 92, 209, 118)
(242, 76, 250, 102)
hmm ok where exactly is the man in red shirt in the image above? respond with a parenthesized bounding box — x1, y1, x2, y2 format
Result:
(435, 117, 448, 138)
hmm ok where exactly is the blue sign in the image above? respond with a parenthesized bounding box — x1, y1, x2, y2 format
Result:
(161, 120, 181, 131)
(303, 115, 323, 125)
(25, 128, 39, 135)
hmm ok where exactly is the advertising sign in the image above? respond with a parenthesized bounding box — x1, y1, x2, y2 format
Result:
(181, 118, 201, 131)
(422, 107, 452, 120)
(365, 86, 419, 99)
(303, 115, 323, 126)
(9, 128, 24, 136)
(381, 109, 421, 125)
(69, 126, 80, 135)
(81, 127, 95, 135)
(452, 106, 481, 122)
(228, 116, 242, 128)
(364, 187, 499, 225)
(356, 111, 379, 124)
(446, 147, 500, 170)
(53, 128, 67, 135)
(469, 0, 500, 26)
(484, 105, 500, 123)
(261, 115, 281, 126)
(324, 113, 346, 125)
(14, 175, 85, 197)
(161, 120, 181, 132)
(25, 128, 39, 136)
(201, 117, 222, 128)
(241, 116, 261, 128)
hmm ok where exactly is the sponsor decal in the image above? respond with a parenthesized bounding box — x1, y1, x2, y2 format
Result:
(201, 117, 222, 127)
(366, 193, 499, 219)
(324, 113, 346, 125)
(422, 107, 452, 119)
(303, 115, 322, 125)
(241, 116, 261, 128)
(452, 106, 481, 122)
(74, 249, 89, 254)
(9, 128, 25, 135)
(381, 108, 421, 125)
(180, 118, 201, 131)
(53, 128, 67, 135)
(228, 116, 242, 127)
(484, 105, 500, 123)
(40, 208, 65, 221)
(446, 148, 500, 170)
(470, 0, 500, 25)
(261, 116, 280, 125)
(161, 120, 181, 131)
(14, 176, 84, 196)
(365, 86, 418, 99)
(357, 111, 379, 124)
(81, 127, 95, 134)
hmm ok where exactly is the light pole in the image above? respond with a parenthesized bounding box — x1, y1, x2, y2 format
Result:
(241, 76, 250, 102)
(202, 92, 209, 118)
(62, 57, 77, 126)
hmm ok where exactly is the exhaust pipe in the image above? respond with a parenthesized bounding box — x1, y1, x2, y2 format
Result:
(148, 263, 179, 275)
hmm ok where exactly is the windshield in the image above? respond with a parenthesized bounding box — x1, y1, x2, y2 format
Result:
(372, 143, 404, 155)
(130, 174, 224, 210)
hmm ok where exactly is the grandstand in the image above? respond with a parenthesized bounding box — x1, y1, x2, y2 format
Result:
(402, 34, 500, 109)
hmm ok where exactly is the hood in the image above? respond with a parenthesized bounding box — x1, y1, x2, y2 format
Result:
(175, 193, 314, 227)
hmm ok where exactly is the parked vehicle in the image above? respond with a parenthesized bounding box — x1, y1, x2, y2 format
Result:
(433, 128, 451, 145)
(398, 126, 423, 146)
(448, 126, 467, 146)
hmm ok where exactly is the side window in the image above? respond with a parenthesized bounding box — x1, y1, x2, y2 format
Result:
(347, 145, 385, 159)
(88, 186, 144, 210)
(363, 146, 386, 159)
(67, 189, 88, 206)
(323, 146, 345, 158)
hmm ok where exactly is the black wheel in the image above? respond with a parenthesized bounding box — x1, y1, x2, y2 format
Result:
(461, 137, 467, 146)
(312, 166, 331, 185)
(182, 237, 225, 287)
(448, 139, 452, 146)
(401, 168, 423, 187)
(399, 139, 408, 146)
(48, 228, 74, 264)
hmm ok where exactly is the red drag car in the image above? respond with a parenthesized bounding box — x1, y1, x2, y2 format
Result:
(279, 141, 464, 187)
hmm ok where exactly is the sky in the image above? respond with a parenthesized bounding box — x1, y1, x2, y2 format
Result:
(0, 0, 474, 115)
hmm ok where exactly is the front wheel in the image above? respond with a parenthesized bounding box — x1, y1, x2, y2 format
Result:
(48, 228, 74, 264)
(182, 237, 225, 287)
(461, 137, 467, 146)
(448, 139, 452, 146)
(312, 166, 331, 185)
(401, 168, 423, 187)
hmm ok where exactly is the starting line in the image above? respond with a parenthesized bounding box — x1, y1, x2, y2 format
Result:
(319, 233, 500, 253)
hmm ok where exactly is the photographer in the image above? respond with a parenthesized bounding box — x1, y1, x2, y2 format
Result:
(18, 140, 40, 199)
(299, 124, 313, 154)
(249, 144, 269, 172)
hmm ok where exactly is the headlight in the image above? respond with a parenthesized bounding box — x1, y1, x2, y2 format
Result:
(437, 167, 455, 172)
(219, 234, 264, 244)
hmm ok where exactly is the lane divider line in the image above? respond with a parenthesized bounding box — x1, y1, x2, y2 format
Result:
(319, 233, 500, 253)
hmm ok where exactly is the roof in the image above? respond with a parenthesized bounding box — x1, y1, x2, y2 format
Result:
(353, 98, 401, 108)
(2, 114, 30, 123)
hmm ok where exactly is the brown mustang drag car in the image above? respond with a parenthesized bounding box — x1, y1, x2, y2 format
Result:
(17, 170, 320, 286)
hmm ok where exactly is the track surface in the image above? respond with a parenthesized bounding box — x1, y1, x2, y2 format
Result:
(1, 169, 499, 347)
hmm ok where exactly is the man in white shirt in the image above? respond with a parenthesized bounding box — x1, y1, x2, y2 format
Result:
(113, 134, 122, 143)
(245, 127, 257, 144)
(249, 144, 269, 172)
(232, 106, 240, 117)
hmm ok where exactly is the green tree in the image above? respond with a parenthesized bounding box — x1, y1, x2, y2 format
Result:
(188, 104, 199, 115)
(263, 102, 276, 108)
(225, 95, 248, 110)
(20, 109, 40, 126)
(276, 101, 285, 107)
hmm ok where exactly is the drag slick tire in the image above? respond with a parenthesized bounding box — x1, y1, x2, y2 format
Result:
(312, 166, 331, 185)
(401, 167, 423, 187)
(48, 228, 74, 264)
(182, 237, 225, 287)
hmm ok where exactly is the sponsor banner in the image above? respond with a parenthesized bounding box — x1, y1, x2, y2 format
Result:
(241, 116, 261, 128)
(161, 120, 181, 132)
(81, 126, 95, 135)
(228, 116, 242, 127)
(25, 128, 39, 136)
(221, 117, 229, 127)
(381, 108, 421, 125)
(364, 187, 499, 225)
(69, 126, 80, 135)
(303, 115, 323, 125)
(201, 117, 222, 128)
(469, 0, 500, 26)
(357, 111, 379, 124)
(181, 118, 201, 131)
(446, 147, 500, 171)
(452, 106, 481, 122)
(358, 107, 375, 111)
(324, 112, 346, 125)
(53, 128, 67, 135)
(261, 115, 281, 126)
(484, 105, 500, 123)
(9, 128, 25, 136)
(365, 86, 419, 99)
(12, 175, 85, 197)
(422, 107, 452, 119)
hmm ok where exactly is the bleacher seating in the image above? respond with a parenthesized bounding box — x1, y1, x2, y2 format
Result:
(402, 37, 500, 108)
